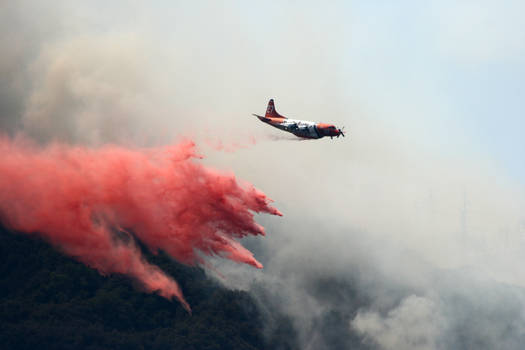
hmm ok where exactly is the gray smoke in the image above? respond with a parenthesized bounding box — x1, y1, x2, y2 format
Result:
(212, 205, 525, 349)
(0, 2, 192, 145)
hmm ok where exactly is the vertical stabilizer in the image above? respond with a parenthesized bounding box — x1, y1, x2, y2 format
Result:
(265, 99, 286, 119)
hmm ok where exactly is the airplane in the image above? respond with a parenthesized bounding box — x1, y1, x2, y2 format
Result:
(252, 99, 345, 139)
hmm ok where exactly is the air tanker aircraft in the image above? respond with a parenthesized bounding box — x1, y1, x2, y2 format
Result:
(252, 99, 345, 139)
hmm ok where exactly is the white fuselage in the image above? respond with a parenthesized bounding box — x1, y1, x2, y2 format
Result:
(271, 118, 321, 139)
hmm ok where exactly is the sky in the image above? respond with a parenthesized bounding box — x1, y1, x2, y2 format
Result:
(343, 1, 525, 180)
(2, 1, 525, 349)
(167, 0, 523, 181)
(3, 0, 524, 177)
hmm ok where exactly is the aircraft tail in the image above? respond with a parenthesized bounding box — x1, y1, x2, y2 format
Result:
(265, 99, 286, 119)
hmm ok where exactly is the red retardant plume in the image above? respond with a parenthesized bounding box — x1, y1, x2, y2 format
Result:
(0, 137, 281, 312)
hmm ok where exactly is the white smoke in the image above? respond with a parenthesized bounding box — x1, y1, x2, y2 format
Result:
(352, 295, 445, 350)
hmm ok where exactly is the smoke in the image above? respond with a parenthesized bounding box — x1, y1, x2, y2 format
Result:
(264, 134, 318, 142)
(20, 35, 157, 145)
(204, 135, 258, 153)
(209, 117, 525, 349)
(0, 136, 280, 311)
(351, 295, 446, 350)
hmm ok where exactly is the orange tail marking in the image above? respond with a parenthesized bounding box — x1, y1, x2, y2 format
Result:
(265, 99, 286, 119)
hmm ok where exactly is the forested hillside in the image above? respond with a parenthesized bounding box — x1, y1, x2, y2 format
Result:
(0, 226, 296, 350)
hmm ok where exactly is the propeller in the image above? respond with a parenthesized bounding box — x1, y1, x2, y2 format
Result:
(338, 127, 345, 137)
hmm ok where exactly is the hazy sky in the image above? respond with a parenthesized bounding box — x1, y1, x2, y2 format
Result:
(3, 0, 524, 183)
(342, 1, 525, 181)
(63, 0, 525, 181)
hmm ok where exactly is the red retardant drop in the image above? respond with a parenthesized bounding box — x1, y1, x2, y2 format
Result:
(0, 137, 281, 312)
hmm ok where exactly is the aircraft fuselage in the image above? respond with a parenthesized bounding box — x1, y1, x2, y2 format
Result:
(253, 99, 345, 139)
(256, 116, 323, 139)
